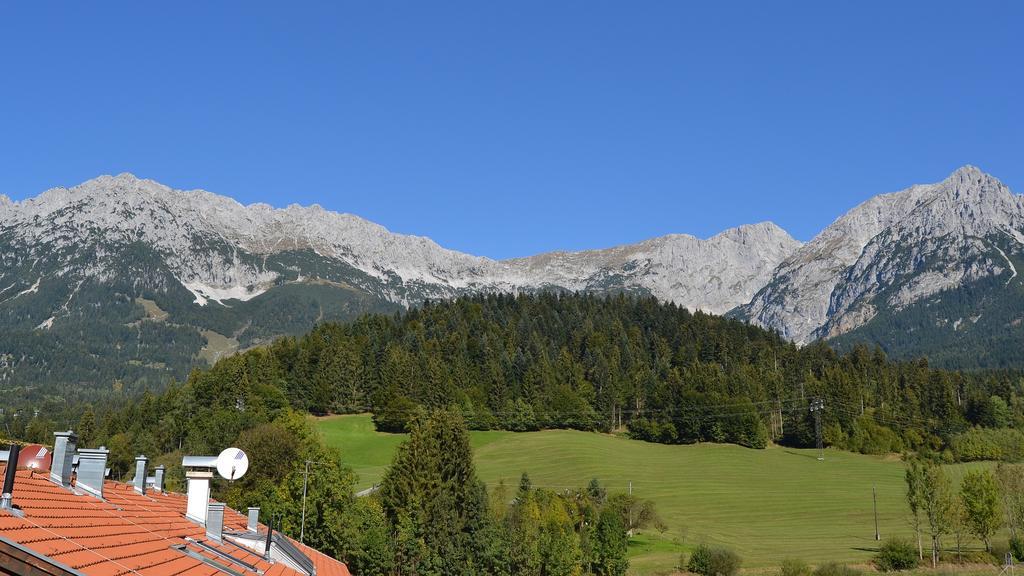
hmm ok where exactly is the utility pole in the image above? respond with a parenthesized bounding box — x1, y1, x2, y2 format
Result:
(873, 486, 880, 541)
(809, 398, 824, 461)
(628, 481, 634, 535)
(299, 460, 326, 544)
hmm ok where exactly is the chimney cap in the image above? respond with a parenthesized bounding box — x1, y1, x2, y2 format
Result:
(182, 455, 218, 469)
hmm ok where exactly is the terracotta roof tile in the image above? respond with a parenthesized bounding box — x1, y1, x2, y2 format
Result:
(0, 464, 350, 576)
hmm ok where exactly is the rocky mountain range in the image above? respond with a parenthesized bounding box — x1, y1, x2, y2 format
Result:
(734, 165, 1024, 364)
(2, 165, 1022, 391)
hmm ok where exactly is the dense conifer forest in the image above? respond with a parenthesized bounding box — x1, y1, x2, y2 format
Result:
(193, 292, 1024, 456)
(11, 292, 1022, 461)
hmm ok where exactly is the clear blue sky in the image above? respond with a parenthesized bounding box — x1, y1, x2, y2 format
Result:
(2, 2, 1021, 258)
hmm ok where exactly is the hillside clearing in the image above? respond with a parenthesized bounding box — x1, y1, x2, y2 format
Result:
(317, 415, 994, 574)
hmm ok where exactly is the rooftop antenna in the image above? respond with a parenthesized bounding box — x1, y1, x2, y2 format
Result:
(215, 447, 249, 482)
(809, 398, 825, 461)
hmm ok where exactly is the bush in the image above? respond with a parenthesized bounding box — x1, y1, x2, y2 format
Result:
(846, 416, 904, 455)
(1011, 537, 1024, 562)
(812, 562, 861, 576)
(874, 538, 919, 571)
(991, 541, 1012, 564)
(687, 545, 712, 575)
(949, 427, 1024, 462)
(779, 558, 811, 576)
(688, 544, 742, 576)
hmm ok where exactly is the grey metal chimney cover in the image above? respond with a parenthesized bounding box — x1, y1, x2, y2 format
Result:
(247, 507, 260, 532)
(153, 465, 166, 493)
(206, 502, 225, 542)
(76, 447, 109, 499)
(182, 455, 218, 468)
(133, 455, 148, 494)
(50, 430, 77, 487)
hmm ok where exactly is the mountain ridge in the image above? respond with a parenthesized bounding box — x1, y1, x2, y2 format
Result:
(1, 172, 801, 312)
(4, 165, 1024, 389)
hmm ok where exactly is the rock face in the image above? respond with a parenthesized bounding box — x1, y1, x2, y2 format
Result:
(737, 166, 1024, 348)
(1, 173, 800, 312)
(506, 222, 800, 314)
(0, 173, 800, 386)
(5, 165, 1023, 385)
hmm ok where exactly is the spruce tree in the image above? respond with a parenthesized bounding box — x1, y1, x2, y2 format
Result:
(379, 409, 490, 574)
(592, 508, 628, 576)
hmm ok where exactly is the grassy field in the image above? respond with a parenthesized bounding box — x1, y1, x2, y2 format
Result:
(317, 415, 994, 575)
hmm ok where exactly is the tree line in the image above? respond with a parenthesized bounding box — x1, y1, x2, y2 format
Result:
(904, 459, 1024, 566)
(185, 292, 1024, 457)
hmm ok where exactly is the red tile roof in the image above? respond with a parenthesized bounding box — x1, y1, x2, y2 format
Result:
(0, 464, 350, 576)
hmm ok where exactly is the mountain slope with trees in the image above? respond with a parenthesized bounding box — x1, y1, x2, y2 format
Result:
(10, 166, 1024, 392)
(17, 292, 1022, 462)
(0, 173, 796, 391)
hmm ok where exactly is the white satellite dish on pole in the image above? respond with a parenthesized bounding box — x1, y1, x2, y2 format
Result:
(216, 447, 249, 481)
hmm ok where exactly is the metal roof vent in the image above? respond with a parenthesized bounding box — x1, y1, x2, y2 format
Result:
(153, 465, 166, 493)
(206, 502, 225, 542)
(50, 430, 77, 487)
(76, 447, 109, 499)
(247, 507, 259, 532)
(133, 455, 148, 495)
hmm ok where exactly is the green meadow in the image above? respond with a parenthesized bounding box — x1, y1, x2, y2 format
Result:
(317, 415, 991, 575)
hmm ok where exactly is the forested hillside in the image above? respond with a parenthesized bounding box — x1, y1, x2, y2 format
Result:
(16, 293, 1022, 463)
(7, 292, 1024, 573)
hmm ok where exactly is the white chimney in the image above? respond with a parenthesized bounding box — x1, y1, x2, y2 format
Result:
(182, 456, 217, 525)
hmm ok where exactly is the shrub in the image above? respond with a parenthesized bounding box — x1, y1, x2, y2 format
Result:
(687, 545, 711, 575)
(874, 538, 919, 571)
(991, 541, 1012, 564)
(812, 562, 861, 576)
(688, 544, 741, 576)
(1011, 537, 1024, 562)
(847, 416, 904, 455)
(779, 558, 811, 576)
(949, 427, 1024, 462)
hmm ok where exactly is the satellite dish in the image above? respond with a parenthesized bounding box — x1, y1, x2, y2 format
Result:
(216, 448, 249, 481)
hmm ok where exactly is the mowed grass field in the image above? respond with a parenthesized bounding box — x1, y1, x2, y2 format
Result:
(317, 415, 990, 575)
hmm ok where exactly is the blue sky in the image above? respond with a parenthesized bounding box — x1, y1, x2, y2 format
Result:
(1, 2, 1021, 258)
